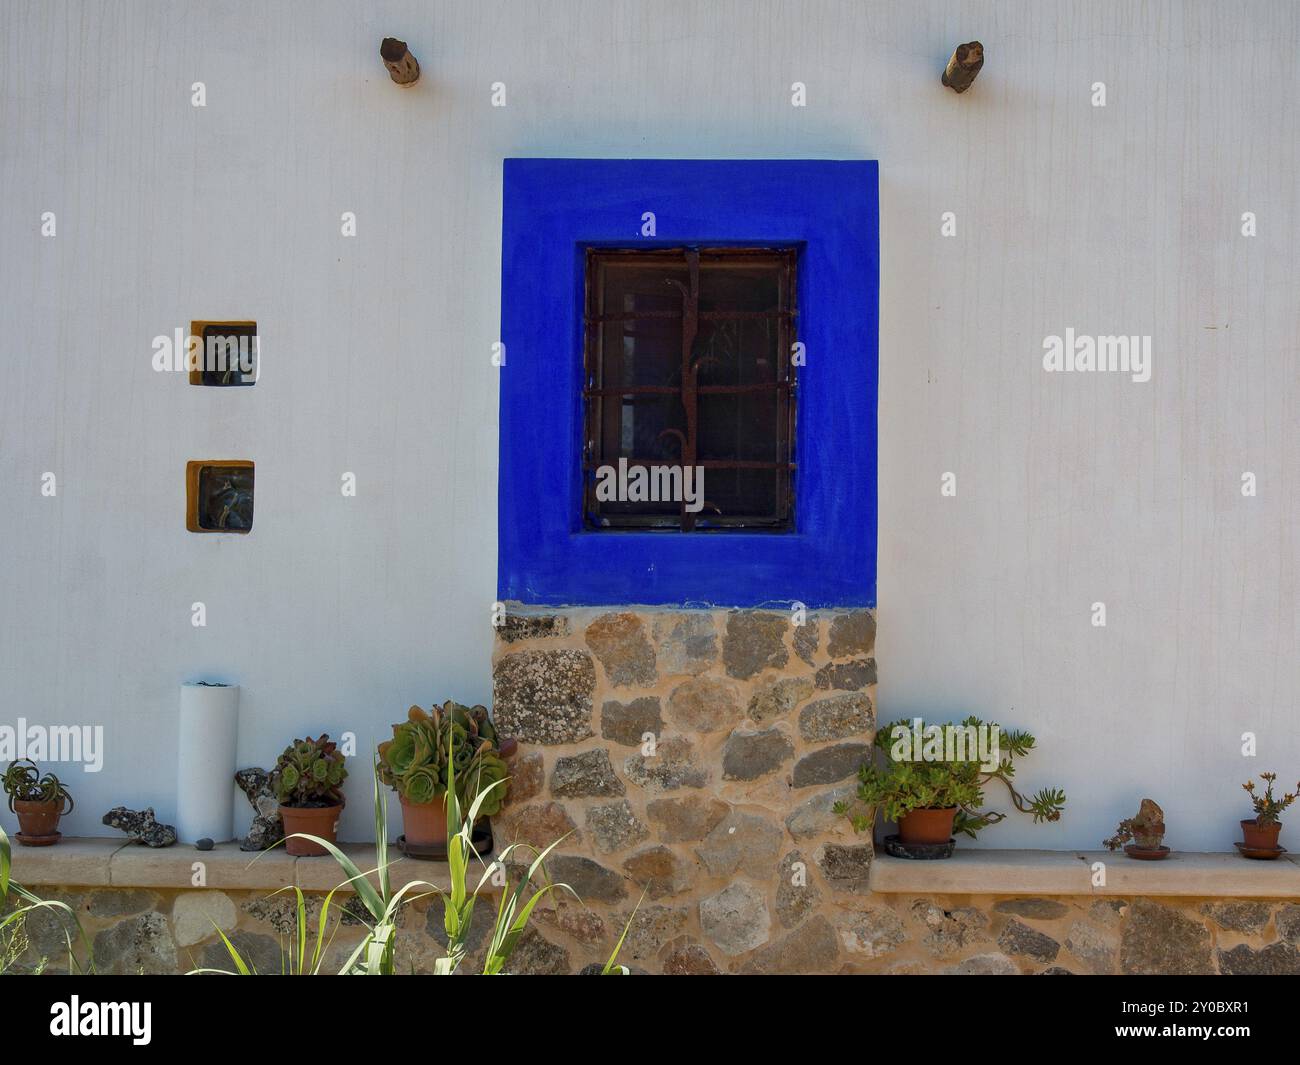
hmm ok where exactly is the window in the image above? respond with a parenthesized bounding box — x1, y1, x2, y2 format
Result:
(498, 158, 878, 607)
(189, 321, 258, 386)
(583, 248, 797, 530)
(186, 460, 254, 532)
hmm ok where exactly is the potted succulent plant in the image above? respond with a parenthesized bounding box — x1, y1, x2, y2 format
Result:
(1239, 772, 1297, 857)
(1103, 798, 1168, 859)
(378, 701, 509, 850)
(3, 760, 74, 846)
(837, 716, 1066, 856)
(271, 735, 348, 856)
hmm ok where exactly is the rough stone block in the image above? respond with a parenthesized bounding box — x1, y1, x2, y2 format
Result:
(646, 795, 730, 842)
(700, 881, 770, 956)
(792, 743, 871, 787)
(997, 918, 1060, 963)
(622, 845, 697, 899)
(776, 850, 820, 929)
(813, 658, 877, 691)
(696, 811, 782, 878)
(585, 800, 649, 853)
(721, 726, 794, 781)
(623, 735, 707, 791)
(1120, 899, 1213, 975)
(600, 697, 663, 747)
(826, 611, 876, 658)
(551, 748, 624, 797)
(668, 675, 741, 733)
(798, 692, 874, 741)
(653, 613, 718, 676)
(492, 649, 596, 744)
(738, 915, 839, 974)
(584, 612, 657, 687)
(171, 890, 237, 947)
(722, 611, 789, 679)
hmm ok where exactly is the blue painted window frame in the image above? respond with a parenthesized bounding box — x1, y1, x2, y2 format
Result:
(498, 158, 878, 608)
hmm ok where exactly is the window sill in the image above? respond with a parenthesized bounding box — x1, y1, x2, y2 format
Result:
(869, 847, 1300, 898)
(7, 837, 457, 894)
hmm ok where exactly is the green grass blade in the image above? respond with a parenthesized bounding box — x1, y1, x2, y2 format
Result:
(372, 755, 391, 902)
(294, 887, 308, 974)
(0, 825, 11, 898)
(210, 925, 253, 975)
(274, 833, 386, 921)
(603, 889, 646, 974)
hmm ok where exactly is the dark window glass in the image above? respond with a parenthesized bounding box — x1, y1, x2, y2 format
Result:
(193, 464, 254, 531)
(583, 248, 797, 530)
(193, 322, 257, 386)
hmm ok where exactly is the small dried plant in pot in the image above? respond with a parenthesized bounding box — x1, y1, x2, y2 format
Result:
(272, 736, 347, 856)
(1103, 798, 1166, 857)
(3, 760, 74, 844)
(1241, 772, 1298, 851)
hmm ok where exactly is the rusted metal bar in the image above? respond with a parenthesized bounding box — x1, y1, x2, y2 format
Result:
(584, 382, 793, 398)
(678, 250, 701, 530)
(584, 459, 797, 471)
(586, 309, 796, 323)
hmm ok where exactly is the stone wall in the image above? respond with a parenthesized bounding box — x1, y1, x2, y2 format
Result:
(488, 605, 877, 972)
(9, 606, 1293, 975)
(4, 883, 586, 975)
(9, 884, 1298, 975)
(487, 607, 1300, 974)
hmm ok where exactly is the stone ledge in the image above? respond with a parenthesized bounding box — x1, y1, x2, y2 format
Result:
(7, 838, 456, 894)
(17, 840, 1296, 901)
(3, 837, 120, 886)
(868, 847, 1300, 898)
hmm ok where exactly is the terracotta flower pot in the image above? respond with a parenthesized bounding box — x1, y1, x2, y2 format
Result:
(14, 796, 70, 841)
(898, 807, 958, 845)
(279, 802, 343, 856)
(400, 795, 449, 848)
(1241, 819, 1281, 851)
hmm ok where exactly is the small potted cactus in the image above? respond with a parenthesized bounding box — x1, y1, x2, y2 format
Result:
(3, 760, 74, 845)
(1103, 798, 1168, 859)
(378, 701, 509, 850)
(1240, 772, 1297, 856)
(271, 735, 348, 856)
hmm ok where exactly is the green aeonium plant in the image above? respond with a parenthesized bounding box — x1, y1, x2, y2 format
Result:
(378, 701, 509, 817)
(835, 716, 1066, 839)
(1243, 772, 1299, 826)
(3, 760, 74, 812)
(272, 735, 347, 808)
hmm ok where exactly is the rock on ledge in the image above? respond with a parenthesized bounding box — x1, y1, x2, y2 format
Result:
(102, 807, 178, 848)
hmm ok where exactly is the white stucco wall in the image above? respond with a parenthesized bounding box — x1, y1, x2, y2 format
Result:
(2, 1, 1296, 849)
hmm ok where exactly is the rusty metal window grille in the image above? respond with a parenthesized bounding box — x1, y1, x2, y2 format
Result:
(583, 247, 797, 530)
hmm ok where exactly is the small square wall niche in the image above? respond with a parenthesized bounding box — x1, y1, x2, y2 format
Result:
(186, 461, 254, 533)
(189, 321, 257, 386)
